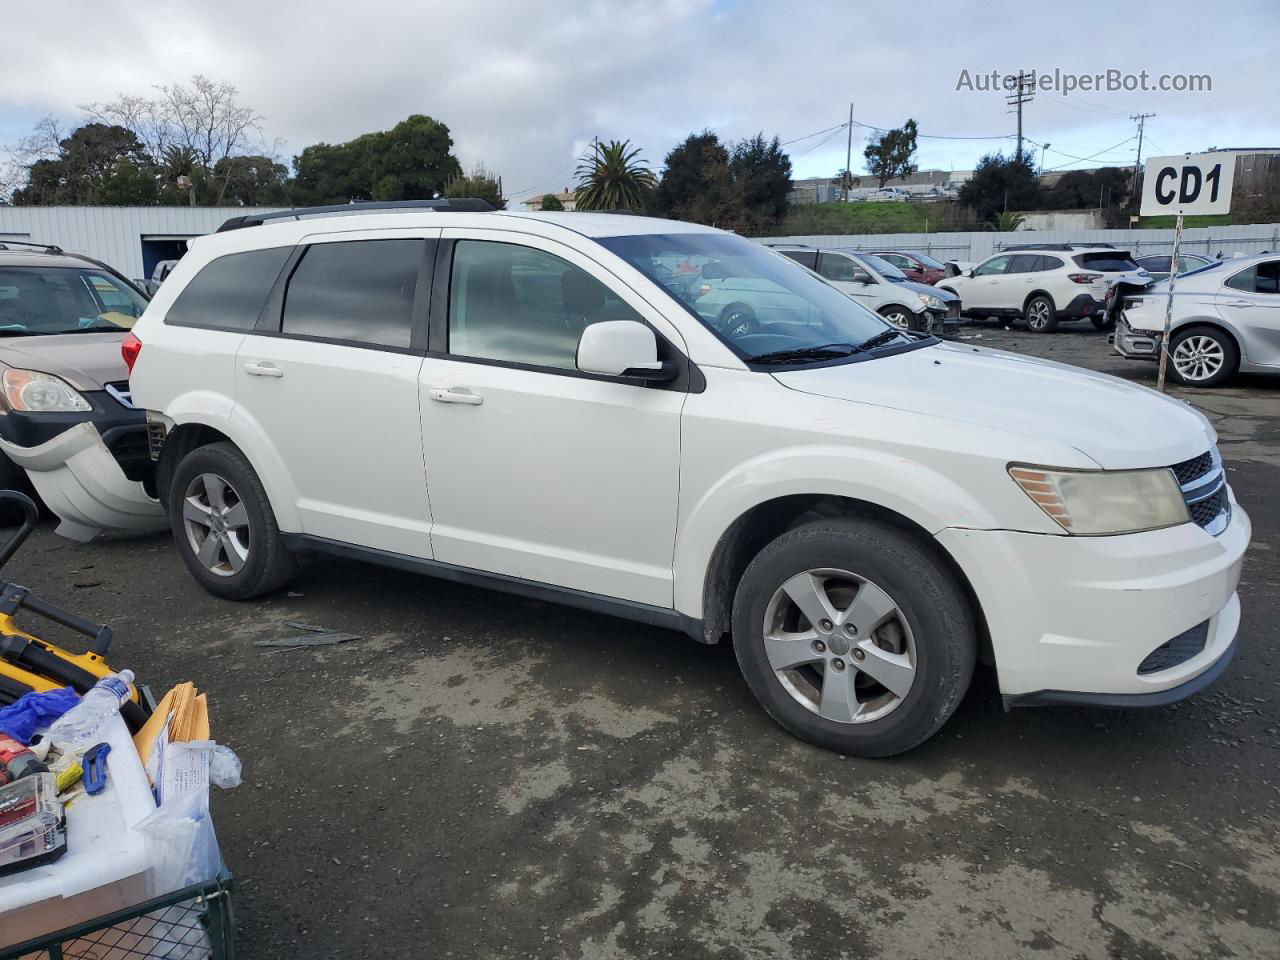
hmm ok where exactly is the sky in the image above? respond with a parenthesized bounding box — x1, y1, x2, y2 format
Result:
(0, 0, 1274, 202)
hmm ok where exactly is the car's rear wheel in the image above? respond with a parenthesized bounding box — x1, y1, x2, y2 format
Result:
(1091, 315, 1114, 330)
(878, 305, 915, 331)
(731, 519, 977, 757)
(169, 442, 295, 599)
(1168, 326, 1238, 387)
(1024, 295, 1058, 333)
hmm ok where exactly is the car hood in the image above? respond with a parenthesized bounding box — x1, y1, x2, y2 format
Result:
(0, 331, 129, 391)
(772, 341, 1215, 469)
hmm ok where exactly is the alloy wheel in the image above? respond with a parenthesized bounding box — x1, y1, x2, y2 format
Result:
(1172, 335, 1225, 382)
(182, 472, 250, 577)
(1027, 300, 1051, 330)
(762, 568, 917, 724)
(884, 311, 911, 330)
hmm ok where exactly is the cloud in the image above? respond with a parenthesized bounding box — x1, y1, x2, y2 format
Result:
(0, 0, 1274, 202)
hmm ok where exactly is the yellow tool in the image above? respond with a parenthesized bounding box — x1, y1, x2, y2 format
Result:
(0, 492, 146, 730)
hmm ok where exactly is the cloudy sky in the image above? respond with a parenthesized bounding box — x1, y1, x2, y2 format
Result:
(0, 0, 1274, 201)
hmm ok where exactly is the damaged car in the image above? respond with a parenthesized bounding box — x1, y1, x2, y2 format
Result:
(0, 242, 165, 539)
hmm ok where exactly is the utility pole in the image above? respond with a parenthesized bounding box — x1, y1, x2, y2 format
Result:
(1129, 112, 1155, 203)
(843, 102, 854, 202)
(1006, 70, 1035, 160)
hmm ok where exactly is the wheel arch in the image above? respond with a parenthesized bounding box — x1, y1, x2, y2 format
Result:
(1023, 289, 1056, 313)
(690, 493, 993, 667)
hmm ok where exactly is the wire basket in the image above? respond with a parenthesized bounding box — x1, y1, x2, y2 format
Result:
(0, 868, 233, 960)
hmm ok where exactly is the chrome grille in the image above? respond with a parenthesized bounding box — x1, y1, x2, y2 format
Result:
(1173, 447, 1230, 536)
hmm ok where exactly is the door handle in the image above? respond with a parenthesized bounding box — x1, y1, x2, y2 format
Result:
(243, 362, 283, 378)
(1224, 300, 1254, 308)
(429, 387, 483, 406)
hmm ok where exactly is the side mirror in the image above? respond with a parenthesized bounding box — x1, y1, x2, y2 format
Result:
(853, 272, 873, 284)
(577, 320, 678, 381)
(700, 260, 728, 280)
(963, 268, 975, 278)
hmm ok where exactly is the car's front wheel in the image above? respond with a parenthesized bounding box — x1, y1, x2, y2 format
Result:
(731, 519, 977, 757)
(168, 442, 296, 599)
(878, 305, 916, 331)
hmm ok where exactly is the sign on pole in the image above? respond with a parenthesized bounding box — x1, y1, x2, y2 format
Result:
(1139, 153, 1235, 391)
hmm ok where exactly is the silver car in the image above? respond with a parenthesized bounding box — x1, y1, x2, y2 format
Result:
(1112, 253, 1280, 387)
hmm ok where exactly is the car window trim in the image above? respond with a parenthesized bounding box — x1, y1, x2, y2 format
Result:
(426, 237, 703, 394)
(252, 237, 436, 354)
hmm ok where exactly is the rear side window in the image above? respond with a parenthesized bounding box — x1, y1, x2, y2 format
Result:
(166, 247, 291, 330)
(281, 239, 423, 349)
(1006, 254, 1040, 274)
(780, 250, 818, 270)
(1073, 252, 1139, 272)
(1040, 256, 1064, 271)
(818, 254, 864, 282)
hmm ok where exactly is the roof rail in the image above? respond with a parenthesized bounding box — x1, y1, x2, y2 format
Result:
(0, 240, 64, 254)
(1002, 242, 1117, 252)
(216, 198, 496, 233)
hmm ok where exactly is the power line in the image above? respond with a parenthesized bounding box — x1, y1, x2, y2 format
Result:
(851, 119, 1013, 141)
(1035, 136, 1138, 170)
(780, 123, 848, 146)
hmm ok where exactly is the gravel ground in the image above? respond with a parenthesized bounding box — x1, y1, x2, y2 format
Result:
(5, 322, 1277, 959)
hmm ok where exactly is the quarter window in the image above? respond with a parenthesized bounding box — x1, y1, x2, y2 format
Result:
(1255, 261, 1280, 294)
(448, 240, 644, 371)
(1225, 266, 1256, 292)
(166, 247, 291, 330)
(281, 239, 422, 349)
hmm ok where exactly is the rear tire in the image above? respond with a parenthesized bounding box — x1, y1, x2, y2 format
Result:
(1024, 295, 1058, 333)
(1168, 325, 1238, 388)
(168, 442, 296, 599)
(731, 519, 977, 757)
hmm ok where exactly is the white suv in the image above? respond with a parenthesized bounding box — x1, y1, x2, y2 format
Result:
(941, 245, 1151, 332)
(125, 202, 1249, 757)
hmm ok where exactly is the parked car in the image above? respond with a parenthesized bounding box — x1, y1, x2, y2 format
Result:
(137, 259, 180, 297)
(104, 201, 1248, 758)
(1133, 253, 1215, 283)
(1112, 253, 1280, 387)
(0, 241, 161, 537)
(870, 250, 948, 286)
(940, 245, 1152, 332)
(775, 246, 960, 334)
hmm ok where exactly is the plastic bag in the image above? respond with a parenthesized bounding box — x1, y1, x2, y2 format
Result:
(208, 744, 242, 790)
(136, 744, 222, 897)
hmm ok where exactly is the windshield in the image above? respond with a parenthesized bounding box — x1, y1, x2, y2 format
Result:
(913, 252, 947, 270)
(598, 233, 917, 363)
(854, 253, 908, 282)
(0, 267, 147, 335)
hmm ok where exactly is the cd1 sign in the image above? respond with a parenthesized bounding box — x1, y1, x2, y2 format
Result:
(1140, 152, 1235, 217)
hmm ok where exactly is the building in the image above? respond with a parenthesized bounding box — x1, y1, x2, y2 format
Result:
(0, 205, 285, 282)
(522, 189, 577, 211)
(788, 169, 974, 205)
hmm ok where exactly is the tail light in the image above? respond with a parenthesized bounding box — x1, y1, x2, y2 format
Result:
(1068, 273, 1103, 284)
(121, 332, 142, 374)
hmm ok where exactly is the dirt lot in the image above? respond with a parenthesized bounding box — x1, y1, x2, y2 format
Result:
(6, 324, 1278, 959)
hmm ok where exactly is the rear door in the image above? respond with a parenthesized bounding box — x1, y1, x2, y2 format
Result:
(1218, 259, 1280, 368)
(234, 230, 437, 557)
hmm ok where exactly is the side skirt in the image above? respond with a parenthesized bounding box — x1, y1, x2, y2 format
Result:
(281, 533, 706, 642)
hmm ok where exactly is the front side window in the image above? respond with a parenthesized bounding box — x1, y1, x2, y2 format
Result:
(281, 239, 422, 349)
(167, 246, 291, 331)
(599, 232, 912, 364)
(817, 253, 865, 282)
(973, 255, 1011, 277)
(0, 266, 149, 335)
(877, 254, 911, 270)
(1138, 256, 1171, 273)
(448, 240, 644, 371)
(913, 252, 947, 270)
(855, 254, 907, 282)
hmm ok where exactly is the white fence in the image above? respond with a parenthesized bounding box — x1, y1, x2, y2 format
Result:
(757, 222, 1280, 264)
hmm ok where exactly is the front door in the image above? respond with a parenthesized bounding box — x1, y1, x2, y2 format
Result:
(417, 230, 686, 607)
(966, 255, 1013, 310)
(235, 231, 435, 557)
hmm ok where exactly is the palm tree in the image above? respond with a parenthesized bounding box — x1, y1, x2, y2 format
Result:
(573, 139, 656, 212)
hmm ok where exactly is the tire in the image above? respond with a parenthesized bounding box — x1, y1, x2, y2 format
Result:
(878, 305, 916, 331)
(1167, 325, 1239, 388)
(731, 519, 977, 758)
(718, 304, 758, 339)
(168, 442, 296, 599)
(1090, 315, 1114, 331)
(1023, 295, 1058, 333)
(0, 453, 37, 524)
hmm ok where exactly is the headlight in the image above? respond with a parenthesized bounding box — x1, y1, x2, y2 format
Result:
(1, 369, 92, 412)
(916, 292, 944, 310)
(1008, 465, 1188, 535)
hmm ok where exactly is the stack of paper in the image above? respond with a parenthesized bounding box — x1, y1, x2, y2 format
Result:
(131, 684, 211, 805)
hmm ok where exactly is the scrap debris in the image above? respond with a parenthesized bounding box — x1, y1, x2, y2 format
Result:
(255, 622, 362, 650)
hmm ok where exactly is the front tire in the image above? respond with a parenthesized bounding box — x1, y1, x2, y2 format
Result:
(1024, 295, 1058, 333)
(1168, 326, 1238, 388)
(878, 305, 916, 331)
(168, 442, 296, 599)
(731, 519, 976, 757)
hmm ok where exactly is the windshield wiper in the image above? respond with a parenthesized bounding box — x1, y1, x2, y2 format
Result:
(748, 342, 861, 365)
(853, 329, 905, 353)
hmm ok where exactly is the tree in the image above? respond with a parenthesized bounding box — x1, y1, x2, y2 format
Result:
(12, 123, 157, 205)
(539, 193, 564, 211)
(573, 140, 656, 212)
(212, 155, 290, 206)
(994, 211, 1026, 232)
(443, 162, 506, 209)
(730, 133, 792, 230)
(863, 120, 918, 188)
(649, 131, 742, 227)
(958, 149, 1039, 224)
(292, 115, 462, 205)
(1040, 166, 1131, 211)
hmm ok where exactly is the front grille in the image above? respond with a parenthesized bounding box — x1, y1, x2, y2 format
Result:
(1172, 451, 1213, 486)
(1189, 487, 1228, 527)
(1137, 620, 1209, 674)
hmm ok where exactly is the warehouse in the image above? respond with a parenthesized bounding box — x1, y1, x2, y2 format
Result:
(0, 206, 283, 284)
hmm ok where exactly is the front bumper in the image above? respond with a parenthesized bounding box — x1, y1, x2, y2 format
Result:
(1110, 317, 1162, 360)
(936, 496, 1250, 702)
(0, 422, 165, 542)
